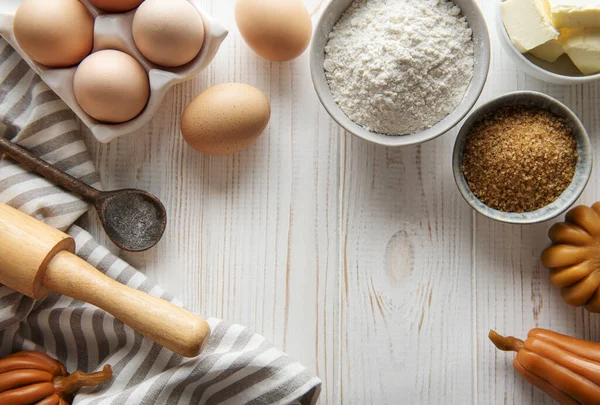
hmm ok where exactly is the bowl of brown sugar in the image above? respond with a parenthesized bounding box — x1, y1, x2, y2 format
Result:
(453, 91, 592, 224)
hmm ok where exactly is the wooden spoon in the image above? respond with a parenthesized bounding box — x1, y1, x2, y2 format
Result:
(0, 137, 166, 252)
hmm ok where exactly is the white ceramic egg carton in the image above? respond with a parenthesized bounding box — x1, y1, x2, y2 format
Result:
(0, 0, 228, 143)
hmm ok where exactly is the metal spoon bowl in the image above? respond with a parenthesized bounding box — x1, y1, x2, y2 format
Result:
(0, 137, 166, 252)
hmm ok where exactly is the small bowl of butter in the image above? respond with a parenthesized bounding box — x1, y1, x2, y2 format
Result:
(498, 0, 600, 85)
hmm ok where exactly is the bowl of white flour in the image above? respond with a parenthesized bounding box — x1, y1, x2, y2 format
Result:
(310, 0, 491, 147)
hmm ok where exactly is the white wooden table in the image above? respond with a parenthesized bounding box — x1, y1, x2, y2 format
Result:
(80, 1, 600, 403)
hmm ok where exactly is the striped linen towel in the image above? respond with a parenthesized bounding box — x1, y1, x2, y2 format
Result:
(0, 39, 321, 405)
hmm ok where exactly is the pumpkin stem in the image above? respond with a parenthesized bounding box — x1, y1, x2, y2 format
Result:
(489, 330, 525, 352)
(54, 365, 113, 394)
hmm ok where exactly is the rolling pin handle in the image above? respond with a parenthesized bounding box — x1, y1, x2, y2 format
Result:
(43, 251, 210, 358)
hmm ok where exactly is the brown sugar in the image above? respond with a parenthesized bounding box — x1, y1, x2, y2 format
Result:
(461, 106, 578, 213)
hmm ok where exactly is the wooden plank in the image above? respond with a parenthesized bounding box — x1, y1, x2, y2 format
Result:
(339, 136, 475, 403)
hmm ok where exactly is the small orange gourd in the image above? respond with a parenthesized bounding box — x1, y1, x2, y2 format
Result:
(490, 329, 600, 405)
(0, 351, 112, 405)
(542, 203, 600, 312)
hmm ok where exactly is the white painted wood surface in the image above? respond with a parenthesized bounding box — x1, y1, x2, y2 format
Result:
(79, 0, 600, 403)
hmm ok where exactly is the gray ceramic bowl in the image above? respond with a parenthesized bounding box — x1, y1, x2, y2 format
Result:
(310, 0, 491, 147)
(497, 1, 600, 85)
(453, 91, 593, 224)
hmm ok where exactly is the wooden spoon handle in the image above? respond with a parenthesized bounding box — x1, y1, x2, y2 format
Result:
(0, 137, 101, 201)
(43, 251, 210, 358)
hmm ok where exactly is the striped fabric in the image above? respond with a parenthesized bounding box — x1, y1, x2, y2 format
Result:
(0, 39, 321, 405)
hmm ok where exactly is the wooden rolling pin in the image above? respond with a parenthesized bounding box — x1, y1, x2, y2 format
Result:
(0, 204, 210, 358)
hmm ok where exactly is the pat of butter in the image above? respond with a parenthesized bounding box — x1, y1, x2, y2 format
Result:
(530, 39, 565, 62)
(560, 28, 600, 74)
(501, 0, 560, 53)
(547, 0, 600, 28)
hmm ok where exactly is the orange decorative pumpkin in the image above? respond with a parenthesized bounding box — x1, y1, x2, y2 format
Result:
(542, 203, 600, 312)
(491, 328, 600, 405)
(0, 351, 112, 405)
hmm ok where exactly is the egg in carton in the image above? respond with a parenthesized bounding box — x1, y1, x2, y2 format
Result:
(0, 0, 228, 143)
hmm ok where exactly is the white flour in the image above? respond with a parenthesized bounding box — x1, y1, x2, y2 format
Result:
(324, 0, 475, 136)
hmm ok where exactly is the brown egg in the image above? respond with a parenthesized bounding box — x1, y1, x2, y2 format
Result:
(74, 50, 150, 124)
(13, 0, 94, 68)
(235, 0, 312, 62)
(181, 83, 271, 155)
(90, 0, 144, 12)
(133, 0, 205, 68)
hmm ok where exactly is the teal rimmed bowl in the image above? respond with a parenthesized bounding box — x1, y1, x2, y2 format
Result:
(453, 91, 593, 224)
